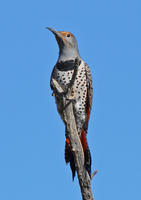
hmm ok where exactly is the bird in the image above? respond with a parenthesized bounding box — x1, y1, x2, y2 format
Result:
(47, 27, 93, 180)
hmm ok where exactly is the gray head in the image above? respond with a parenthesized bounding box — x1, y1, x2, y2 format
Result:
(47, 27, 81, 62)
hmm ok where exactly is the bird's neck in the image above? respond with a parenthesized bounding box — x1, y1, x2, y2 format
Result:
(58, 46, 81, 63)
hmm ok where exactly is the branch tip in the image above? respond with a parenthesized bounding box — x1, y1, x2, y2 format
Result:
(91, 169, 98, 180)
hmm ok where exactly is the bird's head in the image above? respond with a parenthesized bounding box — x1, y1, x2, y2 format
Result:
(47, 27, 80, 62)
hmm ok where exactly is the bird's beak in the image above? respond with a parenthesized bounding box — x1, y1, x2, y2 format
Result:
(46, 27, 60, 37)
(47, 27, 68, 49)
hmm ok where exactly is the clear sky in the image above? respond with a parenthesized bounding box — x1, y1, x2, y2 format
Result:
(0, 0, 141, 199)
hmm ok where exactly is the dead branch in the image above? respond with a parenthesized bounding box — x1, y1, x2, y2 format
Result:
(91, 170, 98, 180)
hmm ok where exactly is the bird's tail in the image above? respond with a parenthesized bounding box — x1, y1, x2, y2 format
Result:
(81, 129, 92, 176)
(65, 129, 91, 180)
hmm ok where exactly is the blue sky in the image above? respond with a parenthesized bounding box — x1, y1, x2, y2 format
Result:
(0, 0, 141, 199)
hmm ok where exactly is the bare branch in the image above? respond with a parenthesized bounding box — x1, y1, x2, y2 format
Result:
(51, 78, 64, 95)
(91, 170, 98, 180)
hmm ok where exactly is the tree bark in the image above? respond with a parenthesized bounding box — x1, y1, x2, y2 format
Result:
(51, 58, 97, 200)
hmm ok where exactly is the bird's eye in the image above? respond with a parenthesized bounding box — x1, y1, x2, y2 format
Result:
(67, 34, 70, 37)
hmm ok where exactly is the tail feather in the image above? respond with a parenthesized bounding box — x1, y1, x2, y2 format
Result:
(65, 142, 75, 180)
(81, 129, 92, 176)
(84, 148, 91, 176)
(65, 130, 92, 180)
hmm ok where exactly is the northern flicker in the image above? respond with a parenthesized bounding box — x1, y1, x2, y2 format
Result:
(47, 28, 93, 180)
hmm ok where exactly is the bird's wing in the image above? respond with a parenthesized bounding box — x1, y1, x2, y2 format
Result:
(85, 63, 93, 129)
